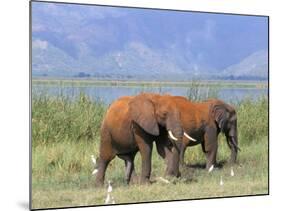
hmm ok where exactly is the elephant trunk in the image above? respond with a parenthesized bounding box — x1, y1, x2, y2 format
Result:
(227, 135, 239, 164)
(165, 146, 181, 177)
(166, 119, 183, 141)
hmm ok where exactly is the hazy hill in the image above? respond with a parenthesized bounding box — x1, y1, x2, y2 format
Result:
(32, 2, 268, 80)
(222, 50, 268, 80)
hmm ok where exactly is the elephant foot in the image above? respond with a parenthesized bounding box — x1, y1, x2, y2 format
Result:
(94, 180, 104, 188)
(166, 172, 181, 178)
(165, 168, 181, 178)
(180, 162, 187, 168)
(139, 177, 152, 185)
(206, 164, 215, 172)
(229, 159, 238, 167)
(129, 174, 139, 185)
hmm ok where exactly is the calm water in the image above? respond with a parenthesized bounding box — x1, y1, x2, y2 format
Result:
(32, 84, 268, 104)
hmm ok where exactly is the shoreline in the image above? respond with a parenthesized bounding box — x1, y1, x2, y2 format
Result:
(32, 78, 268, 89)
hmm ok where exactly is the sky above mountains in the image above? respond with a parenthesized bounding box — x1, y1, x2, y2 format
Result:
(32, 2, 268, 79)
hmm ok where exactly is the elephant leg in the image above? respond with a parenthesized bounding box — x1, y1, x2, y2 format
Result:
(203, 128, 218, 171)
(155, 139, 166, 159)
(119, 152, 137, 184)
(95, 157, 113, 187)
(128, 153, 138, 183)
(136, 137, 153, 184)
(155, 138, 180, 177)
(95, 131, 115, 187)
(124, 159, 137, 184)
(140, 143, 153, 184)
(205, 146, 217, 171)
(201, 141, 206, 153)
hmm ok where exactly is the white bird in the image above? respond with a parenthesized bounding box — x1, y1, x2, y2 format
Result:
(91, 155, 96, 165)
(105, 193, 111, 204)
(230, 167, 235, 176)
(157, 177, 170, 184)
(107, 180, 113, 193)
(208, 164, 214, 173)
(92, 168, 98, 175)
(111, 196, 115, 204)
(220, 176, 224, 186)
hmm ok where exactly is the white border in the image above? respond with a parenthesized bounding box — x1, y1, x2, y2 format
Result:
(1, 0, 280, 211)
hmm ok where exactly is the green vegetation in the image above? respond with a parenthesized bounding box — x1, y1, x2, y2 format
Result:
(31, 84, 268, 209)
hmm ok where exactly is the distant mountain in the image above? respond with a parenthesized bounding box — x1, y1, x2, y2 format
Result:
(31, 2, 268, 80)
(222, 50, 268, 80)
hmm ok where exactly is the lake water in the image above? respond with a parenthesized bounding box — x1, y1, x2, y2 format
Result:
(32, 84, 268, 104)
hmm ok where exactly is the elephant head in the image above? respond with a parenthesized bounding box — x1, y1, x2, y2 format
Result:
(129, 93, 183, 142)
(211, 100, 239, 163)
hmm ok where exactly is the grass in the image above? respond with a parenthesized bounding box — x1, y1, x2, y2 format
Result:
(31, 83, 268, 210)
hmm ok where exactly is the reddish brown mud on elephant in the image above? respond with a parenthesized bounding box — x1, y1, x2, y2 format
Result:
(95, 93, 183, 186)
(170, 96, 239, 171)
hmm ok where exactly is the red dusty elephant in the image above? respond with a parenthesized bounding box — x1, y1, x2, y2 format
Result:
(95, 93, 183, 186)
(171, 96, 239, 171)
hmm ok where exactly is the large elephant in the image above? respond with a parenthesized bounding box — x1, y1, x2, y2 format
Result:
(171, 96, 239, 171)
(95, 93, 183, 186)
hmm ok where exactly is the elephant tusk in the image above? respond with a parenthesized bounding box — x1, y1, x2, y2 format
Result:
(168, 130, 178, 141)
(184, 132, 197, 142)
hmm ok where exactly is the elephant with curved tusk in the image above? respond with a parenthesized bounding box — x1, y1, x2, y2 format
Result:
(95, 93, 183, 186)
(162, 96, 239, 171)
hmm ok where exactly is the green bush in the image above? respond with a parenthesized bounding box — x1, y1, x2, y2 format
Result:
(32, 93, 106, 147)
(236, 96, 268, 145)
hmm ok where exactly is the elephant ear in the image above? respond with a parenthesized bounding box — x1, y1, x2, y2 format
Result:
(129, 95, 159, 136)
(212, 104, 229, 132)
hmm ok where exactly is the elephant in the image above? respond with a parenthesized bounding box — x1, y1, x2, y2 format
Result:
(95, 93, 183, 186)
(169, 96, 239, 171)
